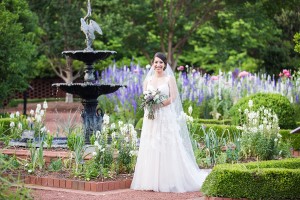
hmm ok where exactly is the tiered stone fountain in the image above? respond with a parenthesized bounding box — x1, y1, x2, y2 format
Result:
(53, 0, 124, 144)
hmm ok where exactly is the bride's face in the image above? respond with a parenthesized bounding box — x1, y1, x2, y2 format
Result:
(152, 57, 165, 73)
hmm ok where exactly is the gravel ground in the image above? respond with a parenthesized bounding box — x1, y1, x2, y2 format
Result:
(31, 188, 203, 200)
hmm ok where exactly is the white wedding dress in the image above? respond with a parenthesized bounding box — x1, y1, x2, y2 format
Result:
(131, 78, 210, 193)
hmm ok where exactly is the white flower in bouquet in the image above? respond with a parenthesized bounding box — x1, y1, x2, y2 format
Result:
(16, 111, 20, 117)
(10, 113, 14, 119)
(30, 109, 34, 116)
(140, 88, 168, 120)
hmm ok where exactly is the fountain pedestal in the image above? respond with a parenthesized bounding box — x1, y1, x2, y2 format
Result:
(81, 99, 102, 144)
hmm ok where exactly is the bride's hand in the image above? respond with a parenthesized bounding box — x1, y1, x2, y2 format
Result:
(153, 103, 163, 110)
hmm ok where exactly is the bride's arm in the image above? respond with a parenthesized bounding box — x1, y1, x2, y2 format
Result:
(162, 76, 178, 106)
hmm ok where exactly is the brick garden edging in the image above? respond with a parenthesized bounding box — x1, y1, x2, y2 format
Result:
(4, 173, 132, 192)
(1, 149, 92, 166)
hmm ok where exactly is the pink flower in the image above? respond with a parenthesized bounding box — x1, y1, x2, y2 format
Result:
(177, 66, 184, 71)
(279, 69, 291, 78)
(211, 75, 219, 81)
(238, 71, 249, 78)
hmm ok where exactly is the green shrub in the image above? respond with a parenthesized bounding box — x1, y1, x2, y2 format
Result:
(194, 118, 231, 125)
(0, 118, 15, 132)
(48, 158, 63, 172)
(229, 93, 296, 129)
(292, 103, 300, 122)
(0, 153, 32, 199)
(98, 95, 142, 126)
(196, 123, 240, 138)
(201, 158, 300, 200)
(135, 118, 143, 130)
(280, 129, 300, 150)
(183, 99, 212, 119)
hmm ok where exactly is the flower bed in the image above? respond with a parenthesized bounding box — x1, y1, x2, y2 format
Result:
(1, 148, 133, 192)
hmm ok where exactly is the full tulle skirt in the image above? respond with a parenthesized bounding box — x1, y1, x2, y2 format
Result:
(131, 106, 210, 193)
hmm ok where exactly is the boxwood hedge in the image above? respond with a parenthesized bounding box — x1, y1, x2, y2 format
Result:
(201, 158, 300, 200)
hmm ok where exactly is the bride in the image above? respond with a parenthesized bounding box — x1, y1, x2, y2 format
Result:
(131, 52, 210, 193)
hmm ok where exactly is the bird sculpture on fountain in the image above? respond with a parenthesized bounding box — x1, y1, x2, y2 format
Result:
(80, 0, 103, 51)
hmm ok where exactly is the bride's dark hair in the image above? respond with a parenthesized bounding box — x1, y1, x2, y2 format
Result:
(154, 52, 167, 70)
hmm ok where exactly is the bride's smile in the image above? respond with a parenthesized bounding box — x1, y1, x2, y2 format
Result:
(153, 57, 165, 75)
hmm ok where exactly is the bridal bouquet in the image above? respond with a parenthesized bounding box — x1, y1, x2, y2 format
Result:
(140, 89, 167, 120)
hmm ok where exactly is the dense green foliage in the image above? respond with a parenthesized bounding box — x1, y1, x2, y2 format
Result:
(229, 93, 296, 129)
(0, 0, 299, 103)
(280, 129, 300, 150)
(295, 33, 300, 54)
(0, 0, 38, 106)
(201, 158, 300, 200)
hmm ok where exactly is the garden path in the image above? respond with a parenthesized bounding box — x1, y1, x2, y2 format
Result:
(30, 185, 203, 200)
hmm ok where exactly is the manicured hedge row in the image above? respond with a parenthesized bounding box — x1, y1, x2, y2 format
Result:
(194, 118, 231, 125)
(201, 158, 300, 200)
(196, 123, 240, 137)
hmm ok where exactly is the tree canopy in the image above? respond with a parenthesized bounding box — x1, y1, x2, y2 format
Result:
(0, 0, 38, 106)
(1, 0, 300, 104)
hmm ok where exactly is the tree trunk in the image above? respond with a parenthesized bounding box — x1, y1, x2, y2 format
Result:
(65, 57, 74, 103)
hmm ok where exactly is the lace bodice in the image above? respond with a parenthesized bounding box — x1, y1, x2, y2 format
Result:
(147, 83, 169, 97)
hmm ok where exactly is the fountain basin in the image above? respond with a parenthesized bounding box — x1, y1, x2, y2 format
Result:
(62, 50, 116, 65)
(52, 83, 125, 99)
